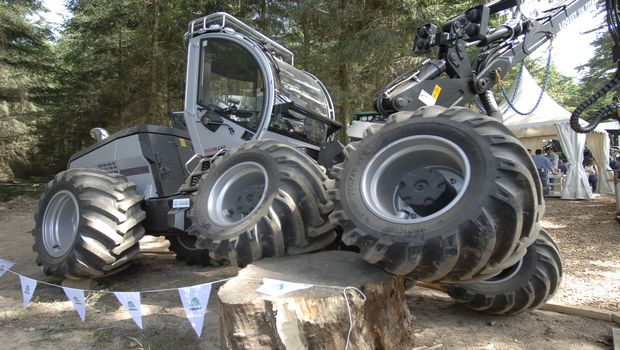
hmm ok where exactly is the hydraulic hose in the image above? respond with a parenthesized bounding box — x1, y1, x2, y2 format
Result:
(479, 90, 503, 120)
(570, 65, 620, 133)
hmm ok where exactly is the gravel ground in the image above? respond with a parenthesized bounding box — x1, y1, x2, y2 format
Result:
(541, 194, 619, 311)
(0, 195, 618, 349)
(1, 194, 618, 312)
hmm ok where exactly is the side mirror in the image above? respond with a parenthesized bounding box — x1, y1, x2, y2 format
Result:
(90, 127, 110, 142)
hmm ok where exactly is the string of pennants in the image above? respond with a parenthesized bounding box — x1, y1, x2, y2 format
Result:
(0, 258, 363, 340)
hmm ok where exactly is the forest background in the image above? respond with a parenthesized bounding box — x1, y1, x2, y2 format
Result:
(0, 0, 615, 180)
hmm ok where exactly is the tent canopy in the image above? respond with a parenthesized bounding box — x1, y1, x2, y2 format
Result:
(498, 68, 613, 198)
(500, 69, 573, 138)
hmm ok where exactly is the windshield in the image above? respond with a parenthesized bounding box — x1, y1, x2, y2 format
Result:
(197, 38, 264, 131)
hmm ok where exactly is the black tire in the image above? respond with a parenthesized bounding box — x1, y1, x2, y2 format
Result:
(330, 106, 543, 282)
(442, 229, 562, 315)
(33, 169, 146, 279)
(189, 140, 336, 266)
(167, 235, 213, 266)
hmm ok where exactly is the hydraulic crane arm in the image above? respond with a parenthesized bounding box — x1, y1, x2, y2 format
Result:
(376, 0, 601, 120)
(472, 0, 597, 94)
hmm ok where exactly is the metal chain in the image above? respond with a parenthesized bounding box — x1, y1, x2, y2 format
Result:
(500, 38, 554, 116)
(473, 56, 526, 116)
(501, 59, 527, 113)
(472, 96, 487, 114)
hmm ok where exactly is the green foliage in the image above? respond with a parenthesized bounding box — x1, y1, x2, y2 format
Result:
(36, 0, 243, 171)
(263, 0, 480, 140)
(570, 0, 618, 121)
(3, 0, 608, 176)
(33, 0, 489, 158)
(0, 0, 52, 179)
(575, 31, 617, 120)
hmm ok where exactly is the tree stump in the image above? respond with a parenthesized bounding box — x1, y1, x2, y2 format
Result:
(217, 251, 414, 349)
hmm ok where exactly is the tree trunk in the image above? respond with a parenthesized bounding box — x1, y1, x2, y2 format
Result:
(148, 0, 162, 120)
(218, 251, 414, 350)
(337, 63, 351, 143)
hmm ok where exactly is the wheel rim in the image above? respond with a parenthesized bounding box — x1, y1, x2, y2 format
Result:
(208, 161, 268, 227)
(42, 190, 79, 257)
(479, 259, 524, 285)
(176, 235, 200, 251)
(361, 135, 471, 224)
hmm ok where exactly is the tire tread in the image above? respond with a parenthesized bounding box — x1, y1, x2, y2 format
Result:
(443, 230, 562, 315)
(33, 168, 145, 279)
(330, 106, 542, 282)
(189, 140, 336, 267)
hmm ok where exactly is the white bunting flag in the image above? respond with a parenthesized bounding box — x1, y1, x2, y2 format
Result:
(114, 292, 143, 329)
(0, 258, 14, 278)
(63, 287, 86, 322)
(255, 278, 313, 297)
(178, 283, 212, 337)
(19, 276, 38, 309)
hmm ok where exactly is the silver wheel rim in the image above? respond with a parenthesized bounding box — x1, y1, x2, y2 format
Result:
(208, 161, 268, 227)
(479, 259, 524, 285)
(42, 190, 79, 257)
(361, 135, 471, 224)
(177, 236, 200, 251)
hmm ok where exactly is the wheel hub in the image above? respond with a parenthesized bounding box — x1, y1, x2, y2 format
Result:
(234, 185, 264, 216)
(41, 190, 79, 257)
(397, 168, 457, 216)
(208, 161, 268, 226)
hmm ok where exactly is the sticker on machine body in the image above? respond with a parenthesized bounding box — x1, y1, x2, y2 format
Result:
(172, 198, 191, 208)
(432, 84, 442, 100)
(418, 89, 437, 106)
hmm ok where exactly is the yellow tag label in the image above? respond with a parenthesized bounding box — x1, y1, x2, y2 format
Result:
(432, 85, 442, 100)
(179, 138, 187, 148)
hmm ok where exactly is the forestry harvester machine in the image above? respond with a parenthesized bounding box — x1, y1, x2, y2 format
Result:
(33, 0, 620, 315)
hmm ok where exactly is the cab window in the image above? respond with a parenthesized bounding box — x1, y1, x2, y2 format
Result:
(197, 39, 264, 131)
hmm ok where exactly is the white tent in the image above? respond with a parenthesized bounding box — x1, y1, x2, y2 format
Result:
(499, 68, 614, 198)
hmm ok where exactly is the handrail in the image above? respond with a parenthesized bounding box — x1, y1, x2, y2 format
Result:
(185, 12, 294, 65)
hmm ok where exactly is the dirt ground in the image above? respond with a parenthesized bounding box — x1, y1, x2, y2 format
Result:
(0, 195, 618, 349)
(542, 196, 620, 312)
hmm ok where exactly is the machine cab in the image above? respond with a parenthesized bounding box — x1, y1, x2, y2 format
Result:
(183, 13, 340, 157)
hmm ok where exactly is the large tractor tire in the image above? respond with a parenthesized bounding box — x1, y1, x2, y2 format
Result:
(189, 140, 336, 266)
(33, 169, 146, 279)
(167, 235, 214, 266)
(329, 106, 543, 283)
(442, 229, 562, 315)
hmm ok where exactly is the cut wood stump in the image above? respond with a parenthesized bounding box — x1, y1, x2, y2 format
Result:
(217, 251, 414, 350)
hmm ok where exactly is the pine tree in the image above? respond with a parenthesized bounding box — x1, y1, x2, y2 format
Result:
(0, 0, 52, 179)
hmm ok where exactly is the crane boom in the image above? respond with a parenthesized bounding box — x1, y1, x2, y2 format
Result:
(376, 0, 601, 121)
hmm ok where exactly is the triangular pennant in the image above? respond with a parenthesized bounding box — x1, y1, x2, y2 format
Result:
(63, 287, 86, 322)
(114, 292, 143, 329)
(0, 258, 14, 278)
(256, 278, 313, 297)
(178, 283, 212, 337)
(19, 276, 38, 309)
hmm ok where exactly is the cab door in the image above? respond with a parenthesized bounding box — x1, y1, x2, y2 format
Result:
(184, 34, 273, 156)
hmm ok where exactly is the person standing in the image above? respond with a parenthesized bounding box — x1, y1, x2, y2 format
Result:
(546, 148, 559, 171)
(533, 149, 553, 196)
(584, 159, 598, 192)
